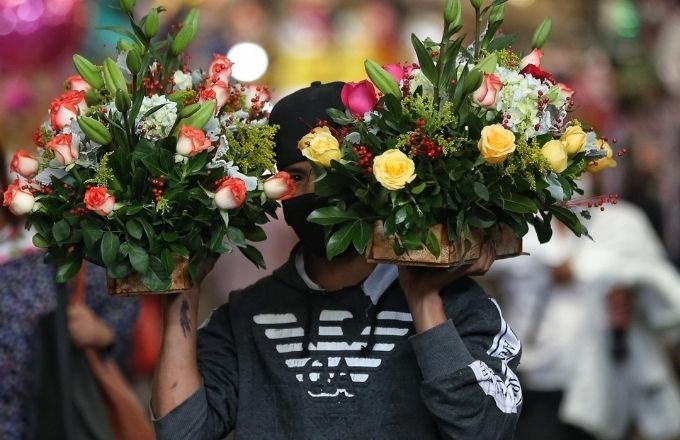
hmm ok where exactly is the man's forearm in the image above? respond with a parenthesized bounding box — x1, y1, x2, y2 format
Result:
(407, 291, 448, 334)
(152, 288, 202, 418)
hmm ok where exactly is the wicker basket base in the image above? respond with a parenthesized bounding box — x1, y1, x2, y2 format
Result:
(107, 259, 192, 296)
(366, 223, 522, 268)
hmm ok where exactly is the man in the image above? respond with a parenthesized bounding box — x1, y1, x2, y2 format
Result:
(151, 82, 522, 439)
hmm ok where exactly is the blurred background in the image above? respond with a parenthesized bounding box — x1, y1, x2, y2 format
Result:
(2, 0, 680, 439)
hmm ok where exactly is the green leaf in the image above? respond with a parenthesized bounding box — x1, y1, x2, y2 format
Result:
(126, 219, 144, 240)
(137, 218, 155, 242)
(473, 182, 490, 201)
(326, 108, 355, 125)
(101, 232, 120, 267)
(550, 206, 583, 236)
(351, 221, 372, 254)
(140, 260, 171, 291)
(128, 243, 150, 273)
(326, 222, 356, 260)
(424, 228, 441, 257)
(239, 245, 265, 269)
(411, 34, 437, 85)
(185, 152, 208, 176)
(52, 220, 71, 243)
(411, 182, 427, 195)
(227, 226, 246, 247)
(32, 234, 49, 248)
(56, 258, 82, 283)
(497, 194, 538, 214)
(394, 207, 408, 225)
(243, 226, 267, 242)
(487, 34, 517, 52)
(308, 206, 358, 226)
(107, 261, 133, 279)
(169, 243, 190, 258)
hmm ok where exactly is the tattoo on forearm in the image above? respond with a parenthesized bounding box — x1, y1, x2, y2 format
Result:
(180, 299, 190, 338)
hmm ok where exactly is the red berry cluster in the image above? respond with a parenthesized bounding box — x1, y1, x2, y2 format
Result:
(565, 194, 619, 212)
(353, 145, 374, 173)
(248, 86, 271, 117)
(407, 119, 443, 159)
(151, 176, 165, 202)
(142, 63, 175, 96)
(25, 182, 54, 196)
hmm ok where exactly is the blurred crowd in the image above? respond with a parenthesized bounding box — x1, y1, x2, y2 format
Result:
(2, 0, 680, 439)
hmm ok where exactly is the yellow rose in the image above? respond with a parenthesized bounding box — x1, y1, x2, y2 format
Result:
(586, 139, 617, 173)
(478, 124, 516, 164)
(372, 149, 416, 190)
(298, 126, 341, 167)
(541, 140, 568, 173)
(561, 125, 586, 155)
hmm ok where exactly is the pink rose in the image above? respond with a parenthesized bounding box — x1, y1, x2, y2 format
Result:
(263, 171, 296, 201)
(176, 125, 212, 157)
(2, 179, 35, 216)
(473, 73, 503, 108)
(214, 178, 247, 210)
(50, 90, 87, 130)
(84, 187, 115, 216)
(208, 54, 233, 83)
(520, 48, 544, 70)
(66, 75, 91, 92)
(383, 63, 416, 83)
(558, 83, 575, 100)
(341, 80, 378, 117)
(10, 149, 40, 179)
(47, 133, 79, 165)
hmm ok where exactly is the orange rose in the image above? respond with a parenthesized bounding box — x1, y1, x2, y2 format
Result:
(2, 179, 35, 216)
(47, 133, 79, 165)
(10, 149, 40, 179)
(84, 187, 116, 216)
(263, 171, 296, 200)
(176, 125, 212, 157)
(50, 90, 87, 130)
(214, 178, 246, 210)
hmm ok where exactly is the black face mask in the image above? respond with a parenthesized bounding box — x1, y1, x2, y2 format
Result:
(282, 194, 329, 258)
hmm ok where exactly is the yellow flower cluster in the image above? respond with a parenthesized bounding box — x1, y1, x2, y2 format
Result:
(298, 126, 341, 167)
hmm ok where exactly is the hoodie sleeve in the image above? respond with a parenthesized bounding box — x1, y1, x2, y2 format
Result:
(409, 279, 522, 440)
(154, 303, 239, 440)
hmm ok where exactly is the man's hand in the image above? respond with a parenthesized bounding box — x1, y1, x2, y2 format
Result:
(399, 242, 496, 333)
(68, 303, 115, 349)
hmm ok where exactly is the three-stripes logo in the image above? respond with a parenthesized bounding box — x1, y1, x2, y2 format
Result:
(253, 309, 413, 399)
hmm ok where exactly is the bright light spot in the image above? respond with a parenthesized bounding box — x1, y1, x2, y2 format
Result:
(227, 42, 268, 83)
(509, 0, 536, 7)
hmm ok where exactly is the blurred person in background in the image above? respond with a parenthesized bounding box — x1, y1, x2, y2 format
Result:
(487, 174, 680, 440)
(0, 144, 139, 439)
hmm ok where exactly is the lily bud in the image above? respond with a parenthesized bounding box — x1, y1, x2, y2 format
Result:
(143, 8, 159, 39)
(170, 9, 199, 56)
(532, 18, 552, 49)
(119, 0, 136, 15)
(103, 58, 128, 96)
(444, 0, 461, 27)
(73, 54, 104, 89)
(115, 89, 131, 113)
(126, 48, 142, 74)
(470, 0, 483, 9)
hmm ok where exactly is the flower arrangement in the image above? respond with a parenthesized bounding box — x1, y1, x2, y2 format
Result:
(2, 0, 284, 291)
(303, 0, 619, 262)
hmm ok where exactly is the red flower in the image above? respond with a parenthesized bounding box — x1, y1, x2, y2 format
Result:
(519, 64, 556, 84)
(263, 171, 296, 201)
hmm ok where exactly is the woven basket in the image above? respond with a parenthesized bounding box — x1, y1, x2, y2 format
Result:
(366, 222, 522, 268)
